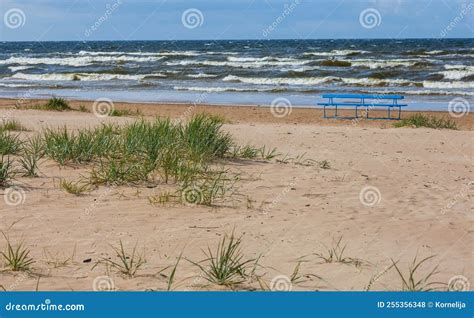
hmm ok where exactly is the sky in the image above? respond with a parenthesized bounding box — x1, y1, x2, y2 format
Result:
(1, 0, 473, 41)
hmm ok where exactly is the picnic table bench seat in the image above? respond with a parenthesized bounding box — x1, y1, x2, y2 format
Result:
(317, 94, 408, 120)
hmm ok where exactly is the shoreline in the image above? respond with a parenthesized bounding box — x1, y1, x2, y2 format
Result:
(1, 97, 472, 130)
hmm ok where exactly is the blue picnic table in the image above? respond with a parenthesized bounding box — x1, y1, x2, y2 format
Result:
(317, 94, 408, 120)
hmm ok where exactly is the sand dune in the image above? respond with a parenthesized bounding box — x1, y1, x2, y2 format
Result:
(0, 102, 472, 291)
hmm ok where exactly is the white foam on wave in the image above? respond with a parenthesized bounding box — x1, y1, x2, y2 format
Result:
(0, 55, 164, 67)
(186, 73, 218, 78)
(77, 50, 201, 57)
(439, 65, 474, 80)
(371, 89, 474, 97)
(439, 70, 474, 80)
(8, 65, 32, 72)
(173, 86, 266, 93)
(227, 56, 297, 62)
(223, 74, 337, 85)
(0, 82, 36, 88)
(423, 81, 474, 89)
(349, 59, 425, 69)
(222, 75, 415, 86)
(9, 72, 165, 81)
(425, 50, 444, 55)
(303, 50, 368, 56)
(166, 59, 310, 68)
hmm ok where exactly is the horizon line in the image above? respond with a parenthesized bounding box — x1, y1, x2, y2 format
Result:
(2, 37, 473, 43)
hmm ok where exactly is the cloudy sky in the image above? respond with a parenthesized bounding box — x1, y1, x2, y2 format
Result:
(1, 0, 473, 41)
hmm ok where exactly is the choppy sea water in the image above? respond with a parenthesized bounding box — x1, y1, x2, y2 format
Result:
(0, 39, 473, 110)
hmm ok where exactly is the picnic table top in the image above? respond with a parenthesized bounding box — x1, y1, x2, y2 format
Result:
(321, 94, 405, 100)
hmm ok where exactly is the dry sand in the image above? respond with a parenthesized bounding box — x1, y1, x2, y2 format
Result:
(0, 99, 472, 291)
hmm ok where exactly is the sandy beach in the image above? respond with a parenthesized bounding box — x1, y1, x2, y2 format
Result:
(0, 98, 472, 291)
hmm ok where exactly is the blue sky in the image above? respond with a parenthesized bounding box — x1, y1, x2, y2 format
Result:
(1, 0, 473, 41)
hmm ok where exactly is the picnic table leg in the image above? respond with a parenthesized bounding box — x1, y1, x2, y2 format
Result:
(355, 106, 358, 118)
(366, 106, 369, 119)
(388, 106, 391, 119)
(323, 105, 326, 118)
(335, 105, 338, 118)
(398, 106, 401, 120)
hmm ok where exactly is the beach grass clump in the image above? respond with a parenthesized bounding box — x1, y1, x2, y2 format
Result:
(78, 105, 89, 112)
(258, 146, 279, 160)
(42, 127, 76, 165)
(1, 233, 35, 271)
(0, 156, 14, 187)
(36, 113, 269, 204)
(181, 113, 234, 160)
(19, 136, 44, 177)
(392, 255, 446, 291)
(179, 169, 233, 206)
(148, 191, 175, 206)
(43, 97, 71, 111)
(43, 127, 117, 165)
(189, 232, 254, 287)
(89, 158, 154, 186)
(394, 114, 457, 130)
(232, 145, 260, 159)
(95, 241, 145, 278)
(0, 131, 21, 155)
(109, 108, 142, 117)
(315, 236, 363, 267)
(231, 145, 279, 160)
(318, 160, 331, 169)
(60, 179, 94, 195)
(0, 119, 27, 132)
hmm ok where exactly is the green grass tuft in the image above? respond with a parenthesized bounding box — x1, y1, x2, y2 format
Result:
(109, 108, 142, 117)
(189, 232, 254, 287)
(0, 156, 14, 187)
(394, 114, 457, 130)
(19, 136, 44, 177)
(60, 179, 94, 195)
(43, 97, 71, 111)
(95, 241, 145, 278)
(392, 255, 446, 291)
(1, 232, 35, 271)
(0, 131, 21, 155)
(0, 119, 27, 132)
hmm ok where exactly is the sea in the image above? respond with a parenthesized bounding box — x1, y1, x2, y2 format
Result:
(0, 39, 473, 110)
